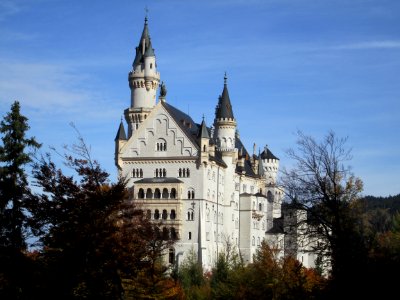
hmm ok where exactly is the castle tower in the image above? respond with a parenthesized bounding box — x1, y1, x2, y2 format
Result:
(260, 145, 282, 220)
(197, 116, 210, 164)
(125, 17, 160, 137)
(213, 74, 237, 158)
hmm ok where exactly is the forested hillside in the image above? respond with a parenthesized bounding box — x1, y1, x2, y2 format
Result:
(360, 194, 400, 215)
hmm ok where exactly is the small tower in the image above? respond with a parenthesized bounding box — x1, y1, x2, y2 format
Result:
(213, 73, 237, 158)
(114, 119, 127, 173)
(125, 17, 160, 137)
(197, 116, 210, 164)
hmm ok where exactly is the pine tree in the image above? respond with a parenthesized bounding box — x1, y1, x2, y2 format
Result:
(0, 100, 41, 298)
(0, 100, 40, 249)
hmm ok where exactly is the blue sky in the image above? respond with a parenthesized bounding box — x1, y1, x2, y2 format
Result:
(0, 0, 399, 197)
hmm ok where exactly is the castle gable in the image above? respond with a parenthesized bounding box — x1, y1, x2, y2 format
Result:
(119, 102, 199, 160)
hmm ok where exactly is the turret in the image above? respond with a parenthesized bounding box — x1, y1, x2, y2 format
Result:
(197, 116, 210, 164)
(114, 119, 127, 172)
(125, 17, 160, 137)
(260, 145, 279, 185)
(213, 73, 237, 155)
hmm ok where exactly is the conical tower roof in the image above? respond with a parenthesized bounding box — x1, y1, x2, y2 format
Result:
(115, 120, 127, 141)
(197, 117, 210, 139)
(215, 73, 234, 119)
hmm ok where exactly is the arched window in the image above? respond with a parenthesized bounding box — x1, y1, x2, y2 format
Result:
(188, 191, 191, 199)
(146, 209, 151, 219)
(178, 168, 182, 177)
(191, 191, 195, 199)
(162, 227, 169, 240)
(187, 209, 194, 221)
(162, 209, 168, 220)
(188, 232, 192, 240)
(163, 168, 166, 177)
(187, 168, 190, 177)
(169, 248, 175, 264)
(156, 139, 167, 152)
(154, 209, 160, 220)
(138, 188, 144, 199)
(267, 191, 274, 203)
(170, 209, 176, 220)
(171, 227, 177, 240)
(259, 203, 262, 211)
(203, 145, 206, 152)
(162, 188, 169, 199)
(154, 188, 161, 199)
(155, 169, 159, 177)
(146, 188, 153, 199)
(170, 188, 176, 199)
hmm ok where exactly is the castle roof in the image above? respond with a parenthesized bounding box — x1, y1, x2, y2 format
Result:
(133, 17, 154, 67)
(197, 118, 210, 139)
(115, 120, 127, 141)
(215, 74, 234, 119)
(261, 147, 279, 160)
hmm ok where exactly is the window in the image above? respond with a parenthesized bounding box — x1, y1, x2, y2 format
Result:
(179, 168, 190, 178)
(188, 232, 192, 240)
(171, 227, 177, 240)
(154, 209, 160, 220)
(132, 168, 143, 178)
(162, 188, 169, 199)
(169, 248, 175, 264)
(170, 209, 176, 220)
(170, 188, 176, 199)
(188, 189, 195, 199)
(146, 209, 151, 219)
(146, 188, 153, 199)
(259, 203, 262, 211)
(187, 209, 194, 221)
(154, 188, 161, 199)
(155, 168, 166, 178)
(252, 236, 255, 246)
(162, 209, 168, 220)
(156, 139, 167, 151)
(138, 188, 144, 199)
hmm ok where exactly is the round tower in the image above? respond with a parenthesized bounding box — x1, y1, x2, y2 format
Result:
(125, 17, 160, 137)
(214, 74, 237, 153)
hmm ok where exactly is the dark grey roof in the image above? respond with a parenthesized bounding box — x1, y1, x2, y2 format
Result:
(235, 138, 257, 177)
(261, 147, 279, 160)
(197, 118, 210, 139)
(134, 177, 183, 184)
(144, 39, 155, 57)
(215, 76, 234, 119)
(115, 121, 127, 141)
(133, 17, 154, 67)
(161, 102, 199, 144)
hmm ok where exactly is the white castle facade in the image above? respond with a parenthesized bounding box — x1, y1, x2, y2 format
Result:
(115, 18, 318, 270)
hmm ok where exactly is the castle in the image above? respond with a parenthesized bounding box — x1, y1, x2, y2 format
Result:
(114, 18, 317, 270)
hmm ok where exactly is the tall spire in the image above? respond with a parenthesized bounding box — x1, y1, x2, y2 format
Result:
(215, 73, 234, 119)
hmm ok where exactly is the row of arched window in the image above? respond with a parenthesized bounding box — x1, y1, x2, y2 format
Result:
(147, 208, 176, 220)
(131, 168, 143, 178)
(178, 168, 190, 177)
(138, 188, 177, 199)
(155, 168, 167, 178)
(156, 141, 167, 151)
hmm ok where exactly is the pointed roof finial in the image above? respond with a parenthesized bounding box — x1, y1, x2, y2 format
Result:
(145, 6, 149, 23)
(224, 72, 227, 85)
(202, 114, 205, 121)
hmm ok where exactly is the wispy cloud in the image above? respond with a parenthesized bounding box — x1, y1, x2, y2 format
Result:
(330, 40, 400, 50)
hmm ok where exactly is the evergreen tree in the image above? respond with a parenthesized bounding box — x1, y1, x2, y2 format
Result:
(0, 101, 40, 298)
